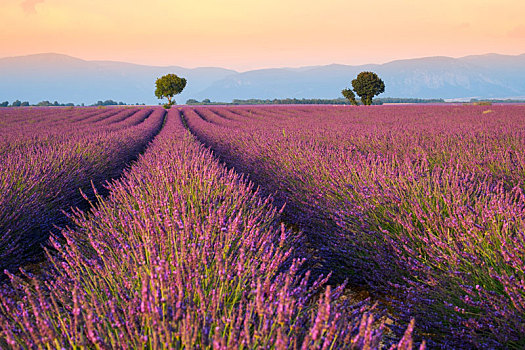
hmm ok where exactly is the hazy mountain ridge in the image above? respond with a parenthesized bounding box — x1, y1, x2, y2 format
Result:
(198, 54, 525, 101)
(0, 53, 524, 104)
(0, 54, 236, 105)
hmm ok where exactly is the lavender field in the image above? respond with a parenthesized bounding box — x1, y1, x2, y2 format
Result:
(1, 104, 524, 348)
(184, 104, 525, 348)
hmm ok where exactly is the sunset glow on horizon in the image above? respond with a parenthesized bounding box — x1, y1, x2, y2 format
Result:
(1, 0, 524, 70)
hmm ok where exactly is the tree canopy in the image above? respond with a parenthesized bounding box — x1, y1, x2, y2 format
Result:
(155, 74, 187, 107)
(341, 88, 358, 105)
(351, 71, 385, 105)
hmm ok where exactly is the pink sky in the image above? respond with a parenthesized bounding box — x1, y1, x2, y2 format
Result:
(1, 0, 524, 70)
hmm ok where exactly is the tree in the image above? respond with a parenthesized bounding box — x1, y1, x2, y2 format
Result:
(0, 101, 8, 107)
(155, 74, 187, 108)
(341, 88, 358, 105)
(351, 71, 385, 105)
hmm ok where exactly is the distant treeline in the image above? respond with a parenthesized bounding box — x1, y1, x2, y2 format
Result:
(186, 97, 447, 105)
(92, 100, 127, 106)
(2, 97, 523, 108)
(469, 98, 525, 104)
(0, 99, 145, 107)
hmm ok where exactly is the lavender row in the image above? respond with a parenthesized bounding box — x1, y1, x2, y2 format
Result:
(0, 107, 146, 155)
(183, 104, 525, 348)
(0, 107, 165, 274)
(0, 109, 421, 349)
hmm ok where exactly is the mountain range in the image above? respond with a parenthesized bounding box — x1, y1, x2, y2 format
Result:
(1, 53, 524, 104)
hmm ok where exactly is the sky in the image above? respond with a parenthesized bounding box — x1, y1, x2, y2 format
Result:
(0, 0, 524, 71)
